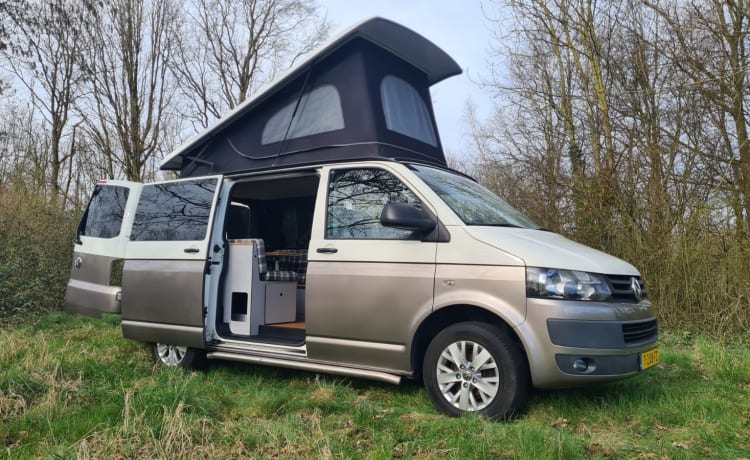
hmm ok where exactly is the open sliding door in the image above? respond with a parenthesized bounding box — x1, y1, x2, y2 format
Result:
(120, 176, 223, 348)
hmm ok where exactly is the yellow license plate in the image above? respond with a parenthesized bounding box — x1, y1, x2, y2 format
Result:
(640, 348, 660, 370)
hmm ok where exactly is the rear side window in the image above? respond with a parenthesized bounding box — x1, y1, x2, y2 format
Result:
(131, 178, 217, 241)
(80, 185, 130, 239)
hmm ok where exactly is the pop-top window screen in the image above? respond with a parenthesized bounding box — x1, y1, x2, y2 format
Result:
(380, 75, 437, 146)
(262, 85, 345, 145)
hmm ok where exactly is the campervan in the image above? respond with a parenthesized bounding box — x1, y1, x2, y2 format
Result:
(64, 18, 658, 419)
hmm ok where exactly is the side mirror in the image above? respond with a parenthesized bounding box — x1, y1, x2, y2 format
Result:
(380, 202, 436, 232)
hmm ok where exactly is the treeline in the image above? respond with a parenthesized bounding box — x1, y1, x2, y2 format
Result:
(470, 0, 750, 339)
(0, 0, 329, 205)
(0, 0, 329, 322)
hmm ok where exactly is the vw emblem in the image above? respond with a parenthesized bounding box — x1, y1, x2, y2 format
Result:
(631, 277, 642, 301)
(74, 256, 83, 270)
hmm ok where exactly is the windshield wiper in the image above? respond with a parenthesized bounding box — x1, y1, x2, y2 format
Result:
(468, 222, 523, 228)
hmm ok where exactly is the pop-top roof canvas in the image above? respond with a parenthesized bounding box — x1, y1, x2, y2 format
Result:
(161, 17, 462, 177)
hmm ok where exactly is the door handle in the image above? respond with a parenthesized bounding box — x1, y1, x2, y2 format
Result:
(316, 247, 338, 254)
(184, 248, 200, 253)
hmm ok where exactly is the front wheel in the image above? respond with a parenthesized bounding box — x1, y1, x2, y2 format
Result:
(422, 322, 529, 420)
(151, 343, 206, 369)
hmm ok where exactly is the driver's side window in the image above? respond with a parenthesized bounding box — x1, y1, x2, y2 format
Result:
(326, 168, 421, 240)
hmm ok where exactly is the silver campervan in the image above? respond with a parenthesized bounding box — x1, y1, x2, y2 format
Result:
(64, 18, 658, 419)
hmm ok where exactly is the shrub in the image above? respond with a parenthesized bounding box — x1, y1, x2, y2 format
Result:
(0, 188, 79, 325)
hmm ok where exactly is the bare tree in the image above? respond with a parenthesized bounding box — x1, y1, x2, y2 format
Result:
(479, 1, 717, 247)
(2, 0, 92, 207)
(78, 0, 180, 181)
(479, 0, 626, 244)
(0, 104, 49, 192)
(0, 0, 34, 95)
(172, 0, 330, 130)
(645, 0, 750, 236)
(477, 0, 750, 336)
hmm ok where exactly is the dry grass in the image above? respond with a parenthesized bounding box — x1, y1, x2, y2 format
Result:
(1, 314, 749, 459)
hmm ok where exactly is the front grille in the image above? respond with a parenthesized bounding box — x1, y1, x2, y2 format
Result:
(604, 275, 648, 302)
(622, 319, 658, 346)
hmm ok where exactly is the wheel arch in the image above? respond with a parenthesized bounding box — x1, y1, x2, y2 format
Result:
(410, 304, 528, 379)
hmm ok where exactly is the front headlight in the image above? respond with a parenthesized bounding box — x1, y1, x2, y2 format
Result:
(526, 267, 612, 301)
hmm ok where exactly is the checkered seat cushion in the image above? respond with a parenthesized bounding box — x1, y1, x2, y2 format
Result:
(275, 249, 308, 285)
(263, 270, 299, 282)
(251, 239, 299, 283)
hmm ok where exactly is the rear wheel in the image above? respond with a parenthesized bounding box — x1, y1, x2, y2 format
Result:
(151, 343, 206, 369)
(422, 321, 529, 419)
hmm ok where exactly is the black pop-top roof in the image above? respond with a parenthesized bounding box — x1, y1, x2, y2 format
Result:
(160, 17, 462, 177)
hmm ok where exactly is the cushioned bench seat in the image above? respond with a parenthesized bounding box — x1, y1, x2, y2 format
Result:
(267, 249, 308, 285)
(252, 240, 299, 283)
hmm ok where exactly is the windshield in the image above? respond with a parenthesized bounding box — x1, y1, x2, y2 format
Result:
(411, 165, 540, 229)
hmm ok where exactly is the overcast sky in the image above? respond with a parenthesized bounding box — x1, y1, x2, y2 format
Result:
(317, 0, 497, 157)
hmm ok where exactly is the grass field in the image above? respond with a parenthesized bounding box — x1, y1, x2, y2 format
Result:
(1, 313, 749, 459)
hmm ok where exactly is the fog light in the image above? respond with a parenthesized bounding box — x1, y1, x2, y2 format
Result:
(572, 358, 589, 372)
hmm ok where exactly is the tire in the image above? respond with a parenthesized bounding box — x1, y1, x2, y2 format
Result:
(151, 343, 207, 370)
(422, 321, 529, 420)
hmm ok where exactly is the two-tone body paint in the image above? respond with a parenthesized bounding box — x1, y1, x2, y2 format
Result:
(120, 176, 223, 349)
(64, 181, 142, 317)
(65, 161, 657, 389)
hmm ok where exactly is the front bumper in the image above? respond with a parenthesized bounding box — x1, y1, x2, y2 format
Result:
(516, 298, 658, 389)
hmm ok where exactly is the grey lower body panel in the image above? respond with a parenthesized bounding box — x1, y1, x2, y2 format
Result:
(305, 335, 408, 371)
(64, 279, 121, 317)
(207, 350, 403, 385)
(547, 318, 658, 349)
(122, 320, 204, 348)
(547, 317, 658, 377)
(555, 353, 640, 376)
(121, 259, 205, 326)
(524, 345, 657, 388)
(305, 261, 435, 372)
(63, 252, 122, 317)
(520, 298, 658, 389)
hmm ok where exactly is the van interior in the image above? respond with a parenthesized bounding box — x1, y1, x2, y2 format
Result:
(216, 173, 319, 346)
